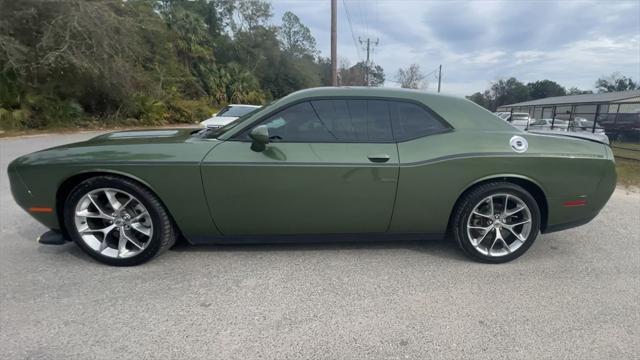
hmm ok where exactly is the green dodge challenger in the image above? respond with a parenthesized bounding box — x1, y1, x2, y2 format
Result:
(8, 87, 616, 266)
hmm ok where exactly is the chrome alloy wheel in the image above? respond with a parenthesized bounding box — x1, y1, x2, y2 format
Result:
(74, 188, 153, 259)
(466, 193, 532, 257)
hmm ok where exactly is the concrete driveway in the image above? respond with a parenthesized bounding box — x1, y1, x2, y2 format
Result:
(1, 132, 639, 359)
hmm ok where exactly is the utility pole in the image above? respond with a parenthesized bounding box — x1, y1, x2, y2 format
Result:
(437, 64, 442, 93)
(359, 37, 379, 86)
(330, 0, 337, 86)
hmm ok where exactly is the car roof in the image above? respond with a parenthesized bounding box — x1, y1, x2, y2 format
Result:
(218, 87, 519, 140)
(272, 87, 512, 131)
(282, 86, 463, 102)
(228, 104, 260, 108)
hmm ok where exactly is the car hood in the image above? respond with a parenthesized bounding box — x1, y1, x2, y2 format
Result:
(84, 128, 200, 145)
(12, 128, 217, 166)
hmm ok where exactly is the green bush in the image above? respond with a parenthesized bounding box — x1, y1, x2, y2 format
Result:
(165, 98, 216, 124)
(130, 95, 166, 125)
(0, 0, 329, 132)
(0, 107, 29, 130)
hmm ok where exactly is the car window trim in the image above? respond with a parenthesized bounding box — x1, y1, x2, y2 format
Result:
(229, 96, 454, 144)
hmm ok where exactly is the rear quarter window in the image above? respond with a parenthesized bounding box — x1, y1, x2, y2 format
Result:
(389, 101, 450, 141)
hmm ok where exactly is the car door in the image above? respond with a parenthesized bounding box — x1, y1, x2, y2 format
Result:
(201, 99, 400, 235)
(386, 100, 456, 234)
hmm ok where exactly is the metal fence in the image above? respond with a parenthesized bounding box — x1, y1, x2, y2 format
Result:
(497, 102, 640, 144)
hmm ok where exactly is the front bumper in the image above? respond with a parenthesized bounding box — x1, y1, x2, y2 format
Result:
(7, 159, 60, 230)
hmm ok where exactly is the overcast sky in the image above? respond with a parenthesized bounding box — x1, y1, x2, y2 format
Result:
(271, 0, 640, 96)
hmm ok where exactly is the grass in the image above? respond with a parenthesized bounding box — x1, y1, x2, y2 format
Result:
(610, 141, 640, 189)
(611, 141, 640, 161)
(611, 141, 640, 151)
(616, 158, 640, 189)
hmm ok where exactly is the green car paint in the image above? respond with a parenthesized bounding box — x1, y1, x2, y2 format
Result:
(8, 87, 616, 243)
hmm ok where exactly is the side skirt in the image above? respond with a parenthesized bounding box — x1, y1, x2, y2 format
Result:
(188, 232, 446, 245)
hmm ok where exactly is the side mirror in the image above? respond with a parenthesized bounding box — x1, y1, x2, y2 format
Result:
(249, 125, 269, 152)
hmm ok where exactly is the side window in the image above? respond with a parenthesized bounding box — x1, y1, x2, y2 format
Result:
(390, 101, 449, 141)
(258, 102, 336, 142)
(310, 99, 393, 142)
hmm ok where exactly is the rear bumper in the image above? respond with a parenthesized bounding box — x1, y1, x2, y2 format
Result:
(542, 210, 599, 234)
(543, 156, 616, 234)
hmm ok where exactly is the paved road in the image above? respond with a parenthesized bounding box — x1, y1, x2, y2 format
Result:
(1, 132, 639, 359)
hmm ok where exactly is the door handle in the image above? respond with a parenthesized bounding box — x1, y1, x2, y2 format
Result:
(367, 154, 390, 163)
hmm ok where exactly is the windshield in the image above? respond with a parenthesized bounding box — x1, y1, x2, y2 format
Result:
(196, 106, 263, 139)
(216, 106, 258, 117)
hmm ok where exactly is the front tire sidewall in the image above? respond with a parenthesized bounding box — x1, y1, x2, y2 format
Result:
(455, 183, 541, 263)
(64, 177, 168, 266)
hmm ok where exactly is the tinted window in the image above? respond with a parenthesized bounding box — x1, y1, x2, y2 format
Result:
(390, 101, 448, 140)
(256, 102, 336, 142)
(310, 99, 393, 142)
(250, 99, 450, 143)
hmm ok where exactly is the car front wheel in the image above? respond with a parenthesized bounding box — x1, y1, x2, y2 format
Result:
(452, 182, 541, 263)
(63, 176, 176, 266)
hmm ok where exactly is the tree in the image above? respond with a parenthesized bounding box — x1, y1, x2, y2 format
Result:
(366, 63, 385, 87)
(316, 56, 333, 86)
(166, 7, 213, 71)
(526, 80, 565, 100)
(595, 73, 639, 93)
(339, 61, 385, 87)
(466, 91, 492, 110)
(0, 0, 330, 130)
(232, 0, 272, 33)
(396, 64, 425, 89)
(493, 78, 529, 107)
(279, 11, 317, 58)
(567, 87, 593, 95)
(467, 77, 529, 111)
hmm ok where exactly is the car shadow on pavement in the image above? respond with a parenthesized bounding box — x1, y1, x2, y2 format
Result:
(170, 237, 469, 262)
(29, 230, 468, 264)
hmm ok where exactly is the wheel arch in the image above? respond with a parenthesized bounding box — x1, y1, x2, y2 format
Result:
(448, 174, 549, 233)
(55, 170, 178, 240)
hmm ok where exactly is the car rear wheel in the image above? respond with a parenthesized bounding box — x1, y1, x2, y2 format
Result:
(63, 176, 176, 266)
(452, 182, 541, 263)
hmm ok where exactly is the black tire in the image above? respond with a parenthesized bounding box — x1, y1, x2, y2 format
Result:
(63, 176, 176, 266)
(452, 182, 541, 263)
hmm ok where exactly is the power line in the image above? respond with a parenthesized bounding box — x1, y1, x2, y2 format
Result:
(373, 0, 380, 37)
(342, 0, 363, 62)
(424, 68, 438, 78)
(359, 37, 379, 86)
(361, 0, 370, 40)
(359, 37, 379, 64)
